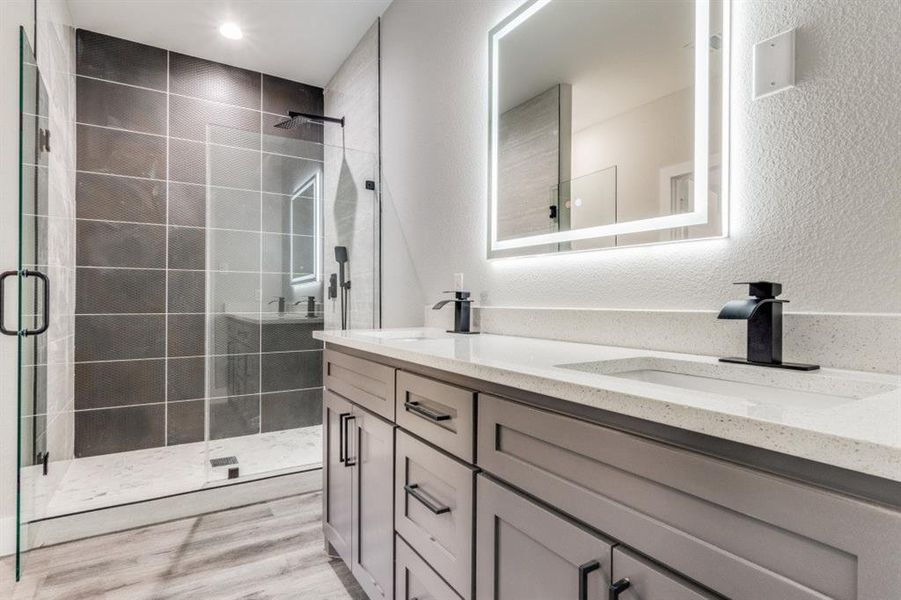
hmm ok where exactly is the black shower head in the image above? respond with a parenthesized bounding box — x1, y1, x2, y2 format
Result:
(274, 111, 345, 129)
(334, 246, 348, 264)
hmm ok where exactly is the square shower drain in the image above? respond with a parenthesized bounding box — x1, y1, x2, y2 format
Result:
(210, 456, 238, 468)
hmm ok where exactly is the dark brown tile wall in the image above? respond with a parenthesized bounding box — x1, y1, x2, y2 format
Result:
(74, 29, 325, 458)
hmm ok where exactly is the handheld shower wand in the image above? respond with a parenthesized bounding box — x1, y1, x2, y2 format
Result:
(334, 246, 350, 330)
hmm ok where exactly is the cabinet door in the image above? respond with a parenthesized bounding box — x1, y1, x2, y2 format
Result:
(323, 390, 354, 563)
(351, 406, 395, 600)
(476, 475, 612, 600)
(611, 547, 718, 600)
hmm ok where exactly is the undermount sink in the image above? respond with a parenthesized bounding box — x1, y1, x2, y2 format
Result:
(357, 330, 448, 342)
(556, 357, 897, 409)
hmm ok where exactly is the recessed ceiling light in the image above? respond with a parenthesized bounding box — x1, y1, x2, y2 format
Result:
(219, 22, 243, 40)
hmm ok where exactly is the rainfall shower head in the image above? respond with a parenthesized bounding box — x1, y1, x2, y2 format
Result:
(274, 110, 345, 129)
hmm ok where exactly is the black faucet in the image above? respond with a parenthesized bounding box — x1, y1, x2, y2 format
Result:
(433, 291, 479, 334)
(295, 296, 317, 318)
(269, 296, 286, 314)
(718, 281, 818, 371)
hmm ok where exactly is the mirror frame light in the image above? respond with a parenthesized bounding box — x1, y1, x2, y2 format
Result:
(488, 0, 730, 256)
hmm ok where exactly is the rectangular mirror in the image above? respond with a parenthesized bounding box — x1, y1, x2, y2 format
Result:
(489, 0, 729, 257)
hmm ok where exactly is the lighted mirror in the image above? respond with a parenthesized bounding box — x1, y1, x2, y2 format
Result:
(291, 172, 321, 284)
(489, 0, 729, 257)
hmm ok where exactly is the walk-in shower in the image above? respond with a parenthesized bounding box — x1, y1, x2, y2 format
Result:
(11, 19, 381, 578)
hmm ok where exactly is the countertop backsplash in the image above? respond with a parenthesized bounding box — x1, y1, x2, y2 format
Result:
(425, 305, 901, 374)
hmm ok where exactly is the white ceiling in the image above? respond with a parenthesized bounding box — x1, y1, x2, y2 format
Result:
(66, 0, 392, 87)
(498, 0, 697, 131)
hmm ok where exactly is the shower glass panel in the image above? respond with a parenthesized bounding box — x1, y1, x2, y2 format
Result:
(202, 123, 378, 483)
(15, 24, 77, 579)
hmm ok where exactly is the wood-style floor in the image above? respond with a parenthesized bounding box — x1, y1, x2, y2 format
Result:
(1, 492, 366, 600)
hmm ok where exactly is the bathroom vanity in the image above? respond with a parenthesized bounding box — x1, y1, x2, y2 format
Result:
(315, 328, 901, 600)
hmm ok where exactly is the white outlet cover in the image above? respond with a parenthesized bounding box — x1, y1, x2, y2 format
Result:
(753, 28, 796, 100)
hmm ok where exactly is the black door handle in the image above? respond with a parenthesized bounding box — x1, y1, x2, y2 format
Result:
(579, 560, 601, 600)
(404, 400, 452, 422)
(0, 270, 17, 336)
(342, 414, 356, 467)
(22, 269, 50, 336)
(0, 269, 49, 337)
(338, 412, 351, 464)
(609, 577, 631, 600)
(404, 484, 450, 515)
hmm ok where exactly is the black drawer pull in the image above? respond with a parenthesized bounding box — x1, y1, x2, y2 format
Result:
(579, 560, 601, 600)
(404, 484, 451, 515)
(404, 400, 451, 422)
(609, 577, 631, 600)
(338, 412, 351, 464)
(341, 413, 356, 467)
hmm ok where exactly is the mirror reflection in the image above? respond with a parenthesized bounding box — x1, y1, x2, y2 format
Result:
(491, 0, 725, 255)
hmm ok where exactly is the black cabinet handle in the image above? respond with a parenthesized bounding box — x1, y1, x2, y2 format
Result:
(609, 577, 631, 600)
(0, 270, 17, 336)
(404, 400, 452, 422)
(404, 484, 450, 515)
(338, 412, 351, 464)
(22, 269, 49, 336)
(342, 414, 356, 467)
(579, 560, 601, 600)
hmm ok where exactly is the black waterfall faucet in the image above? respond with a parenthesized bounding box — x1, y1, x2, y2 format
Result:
(433, 291, 479, 335)
(718, 281, 819, 371)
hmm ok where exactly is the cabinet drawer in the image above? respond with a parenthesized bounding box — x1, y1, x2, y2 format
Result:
(395, 430, 475, 600)
(478, 394, 901, 600)
(324, 349, 395, 420)
(396, 535, 462, 600)
(476, 475, 612, 600)
(396, 370, 475, 462)
(612, 547, 717, 600)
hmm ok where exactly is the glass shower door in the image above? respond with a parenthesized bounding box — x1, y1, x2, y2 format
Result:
(11, 25, 55, 581)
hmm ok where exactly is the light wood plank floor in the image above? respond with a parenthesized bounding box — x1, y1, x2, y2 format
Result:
(1, 492, 366, 600)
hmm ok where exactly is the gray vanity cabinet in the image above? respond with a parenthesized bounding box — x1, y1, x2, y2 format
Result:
(322, 389, 395, 600)
(321, 347, 901, 600)
(476, 475, 613, 600)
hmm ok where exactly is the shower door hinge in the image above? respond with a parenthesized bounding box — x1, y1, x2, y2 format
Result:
(39, 128, 51, 153)
(37, 451, 49, 476)
(365, 180, 375, 190)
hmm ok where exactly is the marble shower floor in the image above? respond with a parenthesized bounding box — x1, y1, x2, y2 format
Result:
(21, 426, 322, 520)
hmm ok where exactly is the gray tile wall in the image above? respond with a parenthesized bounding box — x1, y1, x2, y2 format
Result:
(73, 29, 325, 458)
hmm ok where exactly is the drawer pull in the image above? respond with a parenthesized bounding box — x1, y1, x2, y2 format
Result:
(342, 414, 356, 467)
(338, 412, 351, 464)
(579, 560, 601, 600)
(404, 484, 451, 515)
(404, 400, 452, 422)
(608, 578, 631, 600)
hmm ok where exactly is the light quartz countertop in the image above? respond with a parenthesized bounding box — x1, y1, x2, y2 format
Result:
(314, 328, 901, 482)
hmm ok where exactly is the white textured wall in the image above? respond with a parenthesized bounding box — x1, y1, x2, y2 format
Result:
(381, 0, 901, 328)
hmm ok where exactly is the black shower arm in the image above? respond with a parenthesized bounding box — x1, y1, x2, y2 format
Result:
(288, 111, 345, 127)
